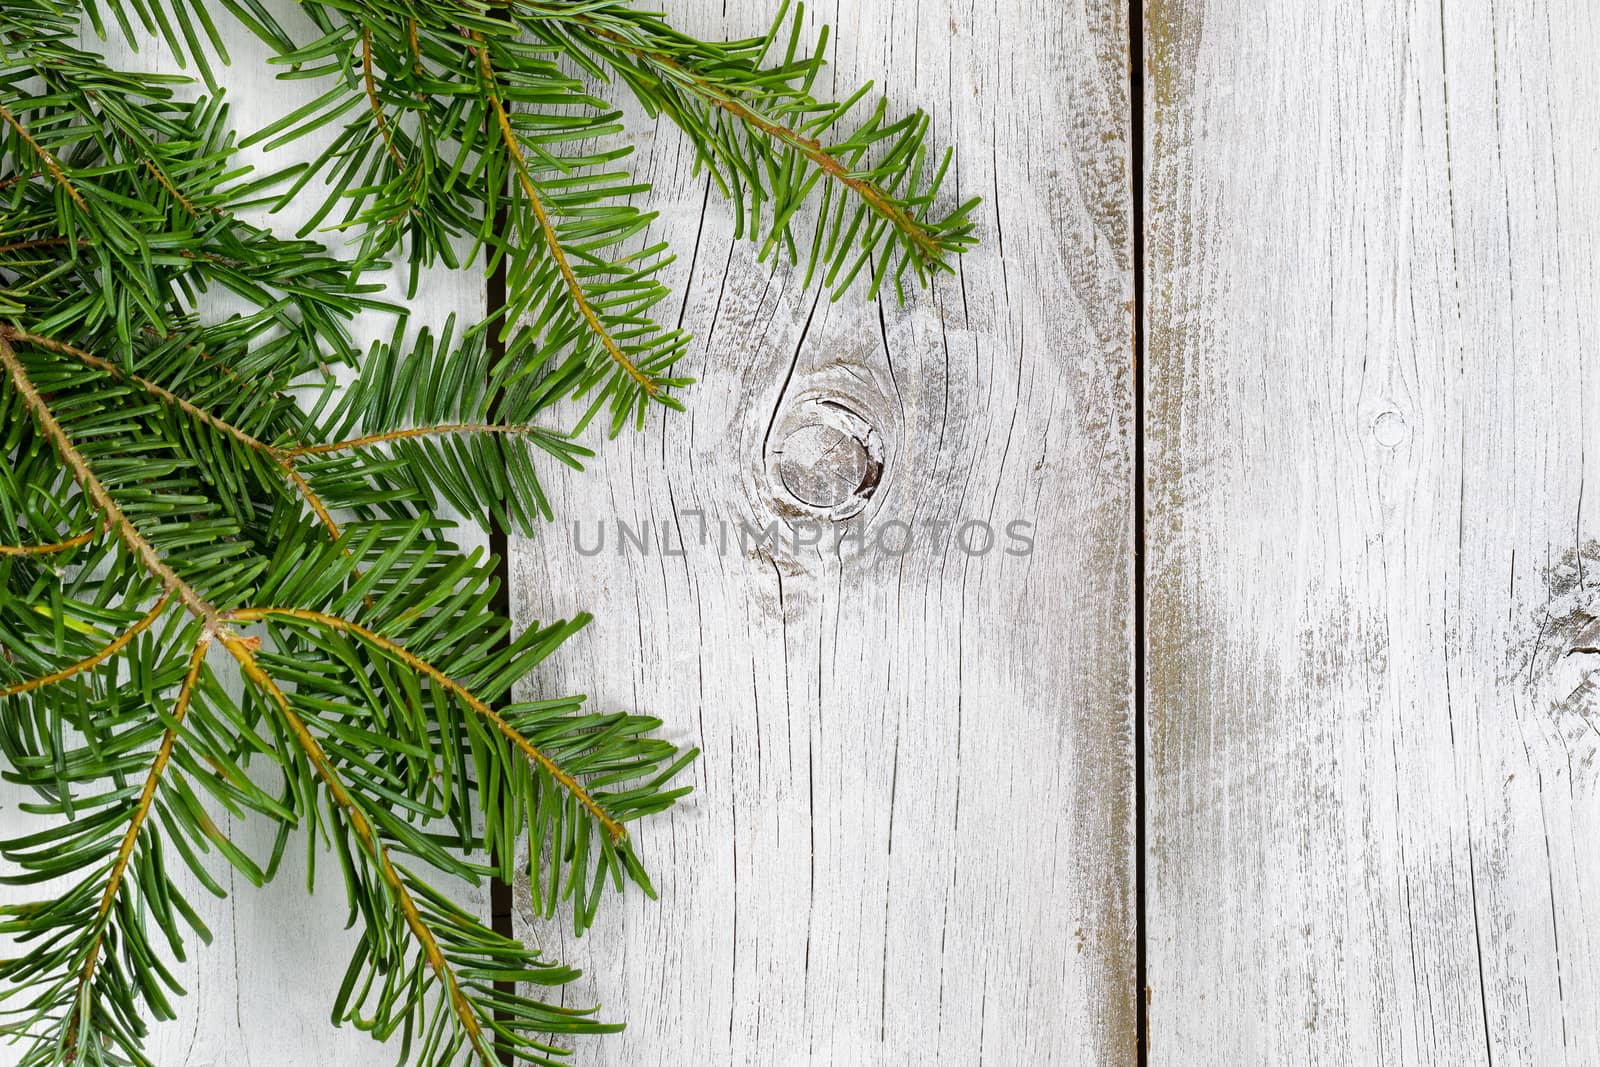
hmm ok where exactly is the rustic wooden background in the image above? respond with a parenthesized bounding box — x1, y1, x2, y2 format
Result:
(5, 0, 1600, 1063)
(1146, 2, 1600, 1063)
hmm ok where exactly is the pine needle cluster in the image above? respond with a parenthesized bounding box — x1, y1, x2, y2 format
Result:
(0, 0, 975, 1063)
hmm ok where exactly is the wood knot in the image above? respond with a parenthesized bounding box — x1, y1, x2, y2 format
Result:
(1371, 409, 1408, 448)
(769, 397, 883, 520)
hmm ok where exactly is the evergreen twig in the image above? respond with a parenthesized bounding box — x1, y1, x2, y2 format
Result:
(0, 0, 975, 1063)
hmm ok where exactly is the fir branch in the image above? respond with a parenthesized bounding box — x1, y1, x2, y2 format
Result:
(0, 0, 969, 1059)
(142, 156, 205, 219)
(0, 307, 685, 1062)
(303, 318, 591, 534)
(279, 463, 348, 541)
(134, 325, 310, 451)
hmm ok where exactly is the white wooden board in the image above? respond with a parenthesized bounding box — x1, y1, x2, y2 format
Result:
(510, 1, 1137, 1064)
(1146, 0, 1600, 1062)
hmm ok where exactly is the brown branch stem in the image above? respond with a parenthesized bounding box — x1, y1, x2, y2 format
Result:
(362, 29, 406, 168)
(0, 530, 95, 557)
(10, 328, 273, 456)
(5, 328, 351, 563)
(0, 332, 219, 625)
(221, 634, 492, 1062)
(0, 238, 73, 256)
(0, 594, 171, 698)
(474, 38, 660, 399)
(283, 422, 554, 458)
(143, 158, 203, 219)
(65, 636, 210, 1055)
(0, 101, 86, 212)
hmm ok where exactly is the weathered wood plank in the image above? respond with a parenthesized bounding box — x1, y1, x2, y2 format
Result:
(510, 1, 1136, 1063)
(1146, 1, 1600, 1062)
